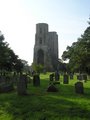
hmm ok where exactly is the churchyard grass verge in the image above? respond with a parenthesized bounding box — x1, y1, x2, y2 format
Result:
(0, 73, 90, 120)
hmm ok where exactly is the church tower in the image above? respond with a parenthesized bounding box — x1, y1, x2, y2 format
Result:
(33, 23, 58, 71)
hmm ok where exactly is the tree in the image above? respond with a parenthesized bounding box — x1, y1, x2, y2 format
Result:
(0, 31, 10, 70)
(62, 19, 90, 74)
(14, 59, 24, 73)
(0, 31, 24, 73)
(31, 63, 44, 73)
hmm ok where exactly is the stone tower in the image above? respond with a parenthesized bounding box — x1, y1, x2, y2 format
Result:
(33, 23, 58, 71)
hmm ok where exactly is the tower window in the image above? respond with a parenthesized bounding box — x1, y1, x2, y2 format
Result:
(40, 28, 42, 33)
(39, 38, 42, 44)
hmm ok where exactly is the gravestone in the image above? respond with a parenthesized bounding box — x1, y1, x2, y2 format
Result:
(17, 74, 27, 95)
(0, 75, 3, 83)
(77, 74, 83, 80)
(70, 73, 73, 80)
(53, 81, 60, 85)
(47, 84, 58, 92)
(49, 73, 54, 81)
(55, 71, 59, 81)
(5, 76, 11, 84)
(33, 74, 40, 86)
(12, 72, 18, 85)
(43, 69, 46, 74)
(49, 73, 54, 85)
(82, 74, 87, 82)
(0, 83, 14, 93)
(0, 73, 14, 93)
(63, 74, 69, 84)
(12, 75, 17, 85)
(0, 75, 5, 84)
(75, 82, 84, 94)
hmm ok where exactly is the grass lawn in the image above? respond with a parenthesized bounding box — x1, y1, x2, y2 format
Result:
(0, 73, 90, 120)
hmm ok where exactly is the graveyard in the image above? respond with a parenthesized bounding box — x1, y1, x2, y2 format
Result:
(0, 72, 90, 120)
(0, 8, 90, 120)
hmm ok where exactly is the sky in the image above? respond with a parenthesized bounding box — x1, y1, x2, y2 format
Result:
(0, 0, 90, 65)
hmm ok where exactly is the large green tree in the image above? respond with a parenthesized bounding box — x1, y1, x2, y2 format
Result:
(0, 31, 24, 72)
(62, 19, 90, 74)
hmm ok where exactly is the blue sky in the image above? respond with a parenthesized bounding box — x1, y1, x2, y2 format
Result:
(0, 0, 90, 65)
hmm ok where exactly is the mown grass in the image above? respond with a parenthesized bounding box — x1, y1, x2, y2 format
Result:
(0, 73, 90, 120)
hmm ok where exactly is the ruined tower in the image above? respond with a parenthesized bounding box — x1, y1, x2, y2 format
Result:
(33, 23, 58, 71)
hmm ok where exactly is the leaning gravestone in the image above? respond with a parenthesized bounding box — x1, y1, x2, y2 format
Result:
(17, 74, 27, 95)
(47, 84, 58, 92)
(75, 82, 84, 94)
(63, 74, 69, 84)
(33, 74, 40, 86)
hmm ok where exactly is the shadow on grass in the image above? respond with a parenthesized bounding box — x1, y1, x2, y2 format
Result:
(0, 77, 90, 120)
(0, 92, 90, 120)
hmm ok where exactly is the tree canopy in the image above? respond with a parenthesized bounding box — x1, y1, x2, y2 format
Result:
(0, 31, 24, 73)
(62, 19, 90, 74)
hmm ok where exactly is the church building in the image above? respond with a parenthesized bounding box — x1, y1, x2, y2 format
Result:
(33, 23, 58, 71)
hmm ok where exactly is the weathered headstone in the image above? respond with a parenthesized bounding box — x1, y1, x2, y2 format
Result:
(63, 74, 69, 84)
(47, 84, 58, 92)
(33, 74, 40, 86)
(17, 74, 27, 95)
(75, 82, 84, 94)
(55, 71, 59, 81)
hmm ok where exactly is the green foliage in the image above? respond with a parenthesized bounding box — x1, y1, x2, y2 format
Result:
(32, 63, 44, 73)
(0, 73, 90, 120)
(0, 31, 24, 72)
(62, 19, 90, 74)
